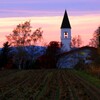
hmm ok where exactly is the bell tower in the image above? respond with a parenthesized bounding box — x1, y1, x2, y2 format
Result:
(61, 10, 71, 52)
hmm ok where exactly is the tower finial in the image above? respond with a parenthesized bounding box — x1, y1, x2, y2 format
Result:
(61, 10, 71, 29)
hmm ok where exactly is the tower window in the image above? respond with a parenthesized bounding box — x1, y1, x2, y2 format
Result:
(64, 32, 68, 38)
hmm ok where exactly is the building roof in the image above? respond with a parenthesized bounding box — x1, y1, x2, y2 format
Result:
(57, 46, 97, 58)
(61, 10, 71, 29)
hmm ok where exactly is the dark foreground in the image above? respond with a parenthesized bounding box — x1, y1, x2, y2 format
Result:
(0, 69, 100, 100)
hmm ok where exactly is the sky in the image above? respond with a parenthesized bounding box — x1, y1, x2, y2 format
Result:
(0, 0, 100, 47)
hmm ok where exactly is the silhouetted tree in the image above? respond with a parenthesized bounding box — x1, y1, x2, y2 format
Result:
(77, 35, 82, 47)
(37, 41, 61, 69)
(89, 38, 97, 48)
(89, 26, 100, 48)
(0, 42, 11, 69)
(5, 21, 44, 69)
(46, 41, 61, 56)
(46, 41, 61, 68)
(12, 47, 29, 69)
(6, 21, 43, 46)
(71, 35, 82, 48)
(71, 36, 77, 48)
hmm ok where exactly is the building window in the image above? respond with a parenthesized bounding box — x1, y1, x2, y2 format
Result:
(64, 32, 68, 38)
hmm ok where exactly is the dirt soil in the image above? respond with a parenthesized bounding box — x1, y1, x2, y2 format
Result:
(0, 69, 100, 100)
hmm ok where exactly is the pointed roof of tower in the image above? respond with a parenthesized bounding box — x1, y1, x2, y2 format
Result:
(61, 10, 71, 29)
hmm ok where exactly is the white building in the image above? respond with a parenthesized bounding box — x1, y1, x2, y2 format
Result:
(61, 10, 71, 52)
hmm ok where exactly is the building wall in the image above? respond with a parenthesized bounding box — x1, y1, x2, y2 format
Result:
(61, 28, 71, 52)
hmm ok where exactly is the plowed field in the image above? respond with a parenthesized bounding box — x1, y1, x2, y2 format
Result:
(0, 69, 100, 100)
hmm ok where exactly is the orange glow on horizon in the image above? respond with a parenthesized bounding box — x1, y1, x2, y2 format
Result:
(0, 14, 100, 47)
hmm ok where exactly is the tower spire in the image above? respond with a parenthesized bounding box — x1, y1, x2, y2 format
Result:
(61, 10, 71, 29)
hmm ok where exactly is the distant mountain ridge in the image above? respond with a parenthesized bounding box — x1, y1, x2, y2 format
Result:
(0, 45, 46, 60)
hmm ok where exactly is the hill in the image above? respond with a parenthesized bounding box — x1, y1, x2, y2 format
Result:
(57, 46, 97, 68)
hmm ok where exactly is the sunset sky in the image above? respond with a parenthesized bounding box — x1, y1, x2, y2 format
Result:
(0, 0, 100, 47)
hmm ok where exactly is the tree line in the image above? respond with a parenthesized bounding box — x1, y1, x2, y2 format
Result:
(0, 21, 61, 69)
(0, 20, 100, 69)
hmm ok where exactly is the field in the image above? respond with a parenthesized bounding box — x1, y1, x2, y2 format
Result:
(87, 67, 100, 79)
(0, 69, 100, 100)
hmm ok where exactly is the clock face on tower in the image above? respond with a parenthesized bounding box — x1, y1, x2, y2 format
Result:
(64, 32, 68, 38)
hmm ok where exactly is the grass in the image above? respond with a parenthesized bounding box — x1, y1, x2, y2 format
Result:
(73, 69, 100, 88)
